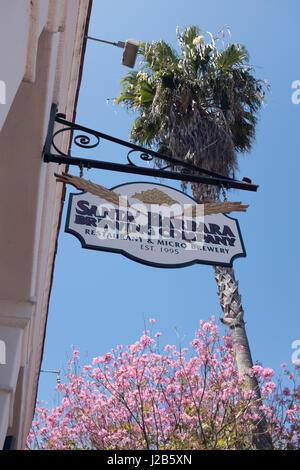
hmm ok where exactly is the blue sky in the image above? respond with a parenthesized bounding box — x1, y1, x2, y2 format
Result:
(38, 0, 300, 405)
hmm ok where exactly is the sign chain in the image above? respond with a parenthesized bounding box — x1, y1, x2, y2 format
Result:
(221, 184, 228, 202)
(79, 162, 84, 178)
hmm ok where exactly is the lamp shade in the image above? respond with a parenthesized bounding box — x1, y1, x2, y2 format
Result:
(121, 39, 139, 68)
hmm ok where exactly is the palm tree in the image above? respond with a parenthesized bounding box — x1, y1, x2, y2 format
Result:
(116, 26, 272, 449)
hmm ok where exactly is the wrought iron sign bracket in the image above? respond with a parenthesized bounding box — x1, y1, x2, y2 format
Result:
(43, 104, 258, 192)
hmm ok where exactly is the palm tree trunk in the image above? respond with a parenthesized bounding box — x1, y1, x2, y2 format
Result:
(191, 183, 273, 449)
(214, 266, 273, 449)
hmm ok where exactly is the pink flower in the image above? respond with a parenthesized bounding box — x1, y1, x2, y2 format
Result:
(250, 365, 264, 377)
(244, 390, 256, 400)
(140, 335, 155, 347)
(262, 381, 276, 395)
(263, 368, 274, 379)
(149, 318, 156, 323)
(92, 354, 114, 365)
(92, 357, 102, 365)
(27, 317, 300, 451)
(286, 409, 296, 421)
(164, 344, 175, 352)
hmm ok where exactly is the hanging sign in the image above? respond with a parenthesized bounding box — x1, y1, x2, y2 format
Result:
(61, 175, 247, 268)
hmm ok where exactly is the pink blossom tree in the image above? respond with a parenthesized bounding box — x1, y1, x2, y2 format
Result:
(27, 318, 299, 450)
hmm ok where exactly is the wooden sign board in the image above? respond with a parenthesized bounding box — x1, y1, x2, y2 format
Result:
(65, 182, 246, 268)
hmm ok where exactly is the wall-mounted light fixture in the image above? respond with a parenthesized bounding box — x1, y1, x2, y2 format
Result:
(40, 369, 61, 384)
(86, 36, 139, 68)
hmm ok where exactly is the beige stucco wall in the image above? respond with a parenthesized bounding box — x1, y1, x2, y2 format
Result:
(0, 0, 91, 449)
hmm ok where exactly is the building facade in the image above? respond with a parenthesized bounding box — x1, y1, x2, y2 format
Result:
(0, 0, 92, 449)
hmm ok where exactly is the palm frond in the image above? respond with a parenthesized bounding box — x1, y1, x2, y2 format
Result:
(216, 44, 249, 71)
(141, 40, 179, 73)
(116, 25, 268, 197)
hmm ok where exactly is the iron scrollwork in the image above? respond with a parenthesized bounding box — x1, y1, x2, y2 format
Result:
(126, 149, 172, 171)
(51, 126, 100, 157)
(43, 104, 259, 192)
